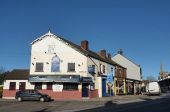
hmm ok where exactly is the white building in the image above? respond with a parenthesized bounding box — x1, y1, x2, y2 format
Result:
(3, 31, 126, 99)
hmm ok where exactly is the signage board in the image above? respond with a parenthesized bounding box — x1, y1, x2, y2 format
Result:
(107, 74, 113, 83)
(53, 84, 63, 92)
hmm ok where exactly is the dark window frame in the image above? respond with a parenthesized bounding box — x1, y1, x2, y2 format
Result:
(34, 82, 42, 90)
(35, 63, 44, 72)
(46, 82, 53, 90)
(67, 63, 75, 72)
(63, 83, 78, 90)
(9, 82, 16, 90)
(19, 82, 26, 90)
(103, 65, 105, 74)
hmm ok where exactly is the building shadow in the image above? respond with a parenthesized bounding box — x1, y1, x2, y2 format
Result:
(32, 108, 49, 112)
(76, 97, 169, 112)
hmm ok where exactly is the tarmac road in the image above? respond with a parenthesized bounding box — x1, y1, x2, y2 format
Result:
(79, 95, 170, 112)
(0, 94, 169, 112)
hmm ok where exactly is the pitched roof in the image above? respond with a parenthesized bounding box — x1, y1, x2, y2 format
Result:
(31, 31, 123, 67)
(113, 53, 141, 67)
(4, 69, 29, 80)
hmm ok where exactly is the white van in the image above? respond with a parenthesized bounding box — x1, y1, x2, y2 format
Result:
(146, 81, 161, 95)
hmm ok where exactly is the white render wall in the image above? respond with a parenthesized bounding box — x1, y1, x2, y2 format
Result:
(3, 80, 34, 90)
(30, 34, 88, 77)
(112, 54, 141, 81)
(30, 32, 117, 98)
(87, 57, 115, 97)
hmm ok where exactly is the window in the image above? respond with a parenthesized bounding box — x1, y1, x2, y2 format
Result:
(35, 63, 43, 72)
(47, 82, 53, 90)
(99, 64, 102, 73)
(103, 65, 105, 73)
(19, 82, 26, 90)
(34, 82, 42, 90)
(68, 63, 75, 72)
(63, 83, 78, 90)
(51, 56, 60, 72)
(9, 82, 16, 90)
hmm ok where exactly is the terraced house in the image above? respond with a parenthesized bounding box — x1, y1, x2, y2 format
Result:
(3, 31, 126, 100)
(112, 50, 142, 95)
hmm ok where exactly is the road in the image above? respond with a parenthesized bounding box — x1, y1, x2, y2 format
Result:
(0, 94, 170, 112)
(79, 95, 170, 112)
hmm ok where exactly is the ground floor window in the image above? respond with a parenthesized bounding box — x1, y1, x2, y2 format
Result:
(19, 82, 26, 90)
(47, 82, 53, 90)
(34, 82, 42, 90)
(9, 82, 16, 90)
(63, 83, 78, 90)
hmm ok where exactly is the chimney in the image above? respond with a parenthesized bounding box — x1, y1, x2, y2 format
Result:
(99, 50, 106, 58)
(118, 49, 123, 55)
(81, 40, 88, 50)
(107, 53, 111, 59)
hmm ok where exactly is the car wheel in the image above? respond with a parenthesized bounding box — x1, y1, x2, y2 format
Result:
(17, 97, 22, 102)
(40, 97, 45, 102)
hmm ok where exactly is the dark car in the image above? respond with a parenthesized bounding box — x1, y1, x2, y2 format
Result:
(15, 90, 51, 102)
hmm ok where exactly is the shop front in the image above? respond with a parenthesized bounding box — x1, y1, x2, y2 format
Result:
(29, 75, 97, 99)
(29, 75, 81, 99)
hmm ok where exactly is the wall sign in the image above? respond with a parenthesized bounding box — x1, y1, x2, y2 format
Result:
(53, 84, 63, 92)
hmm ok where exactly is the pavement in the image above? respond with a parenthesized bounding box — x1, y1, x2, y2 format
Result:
(0, 94, 169, 112)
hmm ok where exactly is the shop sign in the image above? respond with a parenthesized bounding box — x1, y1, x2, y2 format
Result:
(107, 74, 113, 83)
(88, 65, 95, 74)
(29, 75, 80, 83)
(53, 84, 63, 92)
(82, 77, 93, 83)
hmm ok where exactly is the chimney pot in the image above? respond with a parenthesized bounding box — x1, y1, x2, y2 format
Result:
(118, 49, 123, 55)
(81, 40, 88, 50)
(107, 53, 111, 59)
(99, 50, 106, 58)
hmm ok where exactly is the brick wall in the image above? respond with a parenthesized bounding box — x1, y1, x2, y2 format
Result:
(89, 89, 99, 98)
(3, 89, 98, 100)
(39, 90, 82, 100)
(3, 89, 18, 98)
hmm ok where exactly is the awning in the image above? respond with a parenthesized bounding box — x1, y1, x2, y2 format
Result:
(29, 75, 80, 83)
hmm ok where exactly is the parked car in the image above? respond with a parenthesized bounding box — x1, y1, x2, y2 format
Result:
(15, 90, 51, 102)
(146, 81, 161, 95)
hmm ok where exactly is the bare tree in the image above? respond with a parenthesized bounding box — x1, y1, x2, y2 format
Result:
(0, 67, 8, 85)
(146, 75, 157, 82)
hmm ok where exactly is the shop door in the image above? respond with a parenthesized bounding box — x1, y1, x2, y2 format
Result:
(82, 83, 89, 97)
(102, 79, 106, 96)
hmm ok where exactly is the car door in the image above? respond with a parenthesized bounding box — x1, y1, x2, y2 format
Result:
(22, 91, 31, 100)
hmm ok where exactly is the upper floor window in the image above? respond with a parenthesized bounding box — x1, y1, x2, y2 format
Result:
(103, 65, 105, 74)
(51, 56, 60, 72)
(35, 63, 43, 72)
(99, 64, 102, 73)
(68, 63, 75, 72)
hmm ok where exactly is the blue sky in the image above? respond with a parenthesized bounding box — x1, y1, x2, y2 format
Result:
(0, 0, 170, 79)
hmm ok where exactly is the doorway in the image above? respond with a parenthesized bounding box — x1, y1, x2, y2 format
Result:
(82, 83, 89, 97)
(102, 79, 107, 96)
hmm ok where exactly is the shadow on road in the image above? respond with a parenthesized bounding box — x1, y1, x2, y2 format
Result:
(32, 108, 48, 112)
(77, 97, 170, 112)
